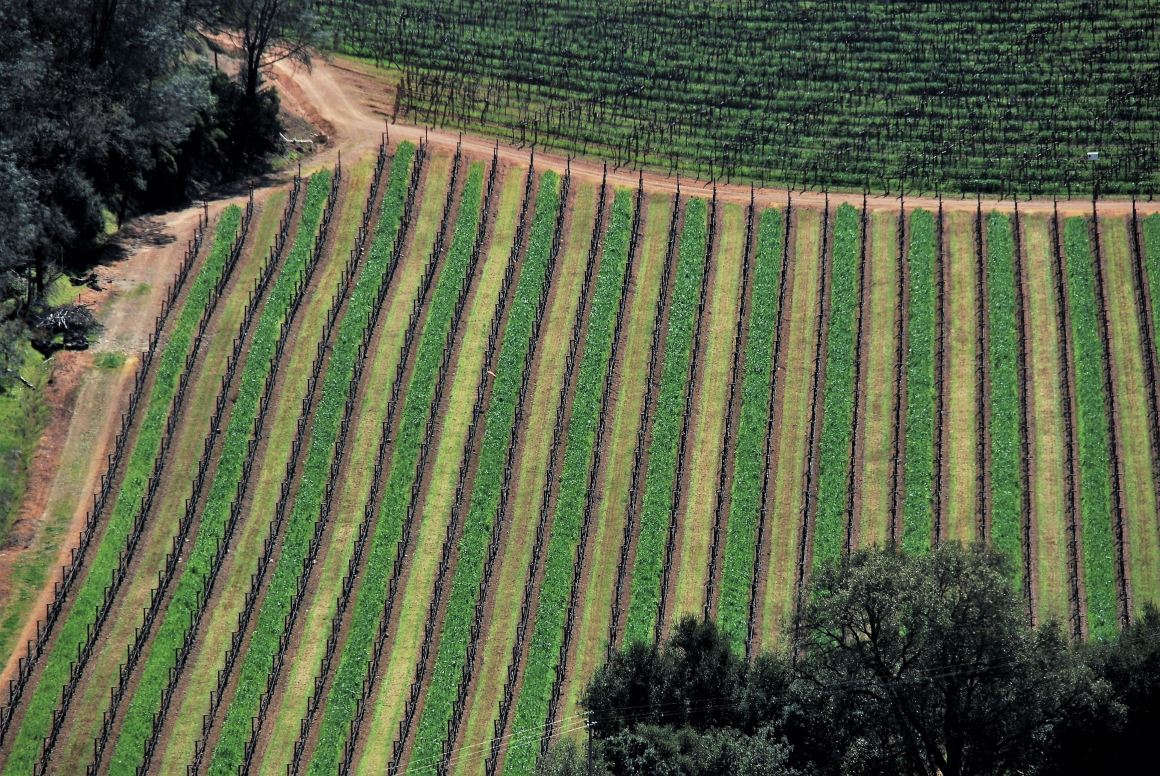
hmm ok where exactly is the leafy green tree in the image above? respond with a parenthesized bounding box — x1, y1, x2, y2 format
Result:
(0, 0, 314, 382)
(561, 544, 1154, 776)
(795, 544, 1095, 776)
(536, 738, 605, 776)
(585, 618, 752, 737)
(1041, 605, 1159, 773)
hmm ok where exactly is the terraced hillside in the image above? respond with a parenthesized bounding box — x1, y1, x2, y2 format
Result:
(2, 140, 1159, 776)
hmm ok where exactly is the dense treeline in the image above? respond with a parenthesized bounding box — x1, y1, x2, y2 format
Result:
(318, 1, 1159, 199)
(0, 0, 313, 379)
(541, 544, 1160, 776)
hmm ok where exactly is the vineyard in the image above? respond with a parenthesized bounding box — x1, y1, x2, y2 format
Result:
(2, 132, 1160, 776)
(316, 0, 1160, 198)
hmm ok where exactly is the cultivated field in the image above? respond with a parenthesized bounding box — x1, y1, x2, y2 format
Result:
(2, 134, 1159, 776)
(317, 0, 1160, 197)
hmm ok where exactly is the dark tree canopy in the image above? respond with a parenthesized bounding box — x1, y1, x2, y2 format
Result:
(794, 545, 1092, 776)
(557, 544, 1158, 776)
(0, 0, 300, 380)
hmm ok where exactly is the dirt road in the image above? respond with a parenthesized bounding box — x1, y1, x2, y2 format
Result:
(0, 204, 249, 688)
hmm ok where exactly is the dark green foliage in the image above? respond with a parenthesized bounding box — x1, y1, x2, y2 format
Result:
(796, 544, 1077, 776)
(717, 209, 783, 651)
(901, 209, 937, 554)
(141, 73, 283, 208)
(320, 1, 1159, 197)
(594, 725, 794, 776)
(585, 618, 749, 738)
(625, 197, 709, 644)
(1062, 217, 1117, 639)
(814, 204, 861, 565)
(562, 544, 1158, 776)
(985, 212, 1024, 582)
(0, 0, 291, 378)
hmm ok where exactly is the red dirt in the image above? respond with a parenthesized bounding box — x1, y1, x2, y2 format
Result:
(889, 203, 910, 542)
(0, 205, 226, 692)
(1014, 212, 1041, 624)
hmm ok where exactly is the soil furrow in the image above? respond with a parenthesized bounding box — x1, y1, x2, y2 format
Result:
(657, 189, 718, 639)
(888, 199, 909, 543)
(1012, 204, 1037, 622)
(748, 197, 797, 653)
(847, 196, 870, 554)
(1049, 205, 1087, 639)
(704, 194, 758, 618)
(794, 198, 832, 620)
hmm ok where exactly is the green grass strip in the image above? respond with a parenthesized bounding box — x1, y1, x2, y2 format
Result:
(717, 209, 783, 653)
(208, 154, 422, 775)
(2, 205, 243, 776)
(1062, 216, 1117, 640)
(106, 169, 332, 774)
(623, 197, 709, 646)
(901, 208, 936, 554)
(984, 212, 1024, 584)
(502, 190, 635, 776)
(813, 204, 862, 568)
(306, 161, 489, 774)
(0, 347, 49, 544)
(1143, 215, 1160, 368)
(407, 170, 561, 772)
